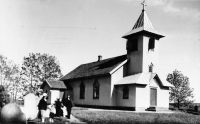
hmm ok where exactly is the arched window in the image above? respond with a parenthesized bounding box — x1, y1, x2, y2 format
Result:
(149, 63, 154, 73)
(123, 86, 129, 99)
(93, 79, 100, 99)
(149, 38, 155, 50)
(79, 81, 85, 99)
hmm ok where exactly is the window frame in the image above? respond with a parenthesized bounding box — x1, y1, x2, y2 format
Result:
(123, 86, 129, 99)
(149, 38, 155, 50)
(132, 39, 138, 52)
(79, 81, 85, 99)
(93, 79, 100, 99)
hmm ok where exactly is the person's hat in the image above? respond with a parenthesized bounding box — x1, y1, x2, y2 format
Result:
(43, 93, 47, 97)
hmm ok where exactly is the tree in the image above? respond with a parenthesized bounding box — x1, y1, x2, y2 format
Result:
(0, 85, 6, 108)
(0, 55, 23, 102)
(21, 53, 63, 93)
(0, 85, 10, 108)
(0, 55, 7, 85)
(167, 69, 194, 109)
(7, 69, 25, 102)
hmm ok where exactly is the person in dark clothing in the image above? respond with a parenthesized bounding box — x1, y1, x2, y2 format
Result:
(55, 98, 63, 117)
(63, 95, 73, 119)
(38, 93, 48, 122)
(60, 105, 64, 117)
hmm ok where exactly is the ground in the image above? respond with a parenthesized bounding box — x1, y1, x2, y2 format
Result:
(71, 107, 200, 124)
(15, 106, 200, 124)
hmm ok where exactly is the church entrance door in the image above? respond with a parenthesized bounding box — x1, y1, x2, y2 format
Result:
(150, 88, 157, 106)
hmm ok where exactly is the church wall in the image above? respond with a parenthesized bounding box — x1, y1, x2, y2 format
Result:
(111, 65, 124, 106)
(149, 79, 169, 109)
(157, 88, 169, 108)
(126, 35, 160, 75)
(135, 78, 169, 110)
(115, 85, 136, 107)
(69, 75, 112, 106)
(63, 90, 73, 100)
(142, 36, 150, 73)
(135, 85, 149, 110)
(142, 36, 159, 73)
(126, 36, 143, 76)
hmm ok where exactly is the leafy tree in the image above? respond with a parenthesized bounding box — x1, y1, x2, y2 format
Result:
(21, 53, 63, 93)
(0, 85, 11, 108)
(167, 69, 194, 109)
(8, 70, 25, 102)
(0, 85, 6, 108)
(0, 55, 7, 85)
(0, 55, 22, 101)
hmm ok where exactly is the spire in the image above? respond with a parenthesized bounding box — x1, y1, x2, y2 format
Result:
(141, 0, 146, 11)
(122, 1, 164, 39)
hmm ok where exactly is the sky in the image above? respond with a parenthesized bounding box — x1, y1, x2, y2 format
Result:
(0, 0, 200, 102)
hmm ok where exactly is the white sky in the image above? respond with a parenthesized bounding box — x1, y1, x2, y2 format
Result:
(0, 0, 200, 102)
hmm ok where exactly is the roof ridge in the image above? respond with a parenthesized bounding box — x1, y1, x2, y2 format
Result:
(60, 54, 128, 81)
(45, 80, 52, 88)
(80, 54, 127, 65)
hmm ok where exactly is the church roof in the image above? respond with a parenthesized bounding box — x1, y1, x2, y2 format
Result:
(60, 55, 128, 80)
(115, 73, 173, 87)
(122, 10, 164, 39)
(41, 80, 67, 90)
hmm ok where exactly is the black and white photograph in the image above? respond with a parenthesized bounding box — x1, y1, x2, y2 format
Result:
(0, 0, 200, 123)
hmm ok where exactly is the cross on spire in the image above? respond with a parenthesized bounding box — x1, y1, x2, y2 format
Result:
(141, 0, 147, 11)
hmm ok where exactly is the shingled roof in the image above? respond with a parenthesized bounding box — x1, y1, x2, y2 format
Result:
(60, 55, 128, 80)
(41, 80, 67, 90)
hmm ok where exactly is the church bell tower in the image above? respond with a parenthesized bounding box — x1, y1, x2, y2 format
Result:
(123, 0, 165, 76)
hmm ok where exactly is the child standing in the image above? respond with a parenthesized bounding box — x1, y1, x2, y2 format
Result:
(49, 104, 56, 123)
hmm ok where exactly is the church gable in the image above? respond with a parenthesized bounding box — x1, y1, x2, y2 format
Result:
(149, 78, 160, 88)
(149, 74, 173, 88)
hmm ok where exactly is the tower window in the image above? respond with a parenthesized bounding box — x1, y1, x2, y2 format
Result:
(79, 81, 85, 99)
(149, 38, 155, 50)
(93, 79, 100, 99)
(126, 39, 138, 52)
(123, 86, 129, 99)
(149, 63, 154, 72)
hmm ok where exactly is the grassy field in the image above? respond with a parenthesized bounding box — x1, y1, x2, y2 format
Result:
(72, 107, 200, 124)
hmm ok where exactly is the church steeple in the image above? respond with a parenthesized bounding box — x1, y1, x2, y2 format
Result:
(123, 1, 165, 76)
(122, 0, 164, 39)
(141, 0, 146, 11)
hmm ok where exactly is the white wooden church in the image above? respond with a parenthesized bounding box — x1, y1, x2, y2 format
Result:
(41, 1, 173, 111)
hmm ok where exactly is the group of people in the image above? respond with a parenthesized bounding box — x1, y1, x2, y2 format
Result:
(37, 93, 73, 123)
